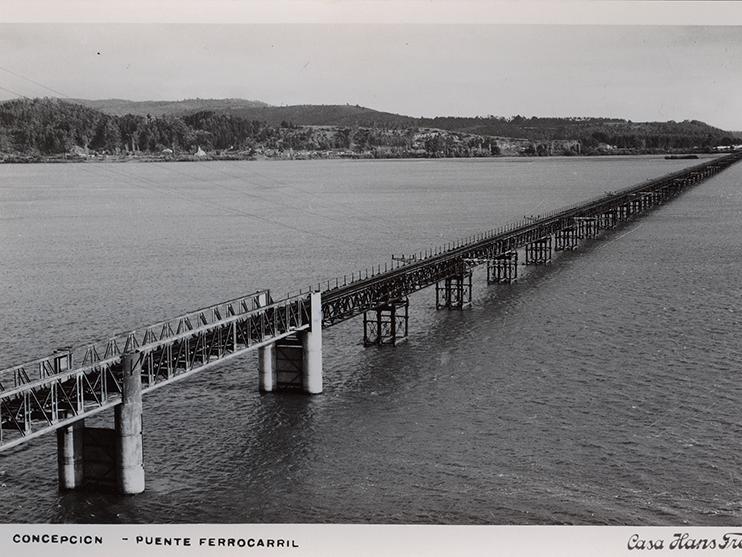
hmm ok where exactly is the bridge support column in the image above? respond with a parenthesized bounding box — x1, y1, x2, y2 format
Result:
(487, 251, 518, 283)
(56, 420, 85, 490)
(302, 292, 323, 394)
(575, 217, 597, 240)
(364, 298, 409, 346)
(599, 211, 617, 230)
(555, 227, 578, 251)
(256, 291, 277, 392)
(436, 272, 472, 310)
(268, 292, 323, 394)
(525, 236, 552, 264)
(258, 344, 276, 392)
(619, 203, 632, 221)
(115, 351, 145, 495)
(669, 179, 683, 198)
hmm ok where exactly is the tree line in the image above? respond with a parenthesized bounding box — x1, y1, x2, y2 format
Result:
(0, 98, 499, 158)
(0, 98, 278, 154)
(0, 98, 736, 158)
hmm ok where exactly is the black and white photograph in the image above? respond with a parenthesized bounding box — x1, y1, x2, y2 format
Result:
(1, 1, 742, 554)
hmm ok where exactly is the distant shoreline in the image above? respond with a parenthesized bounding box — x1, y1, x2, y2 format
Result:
(3, 98, 738, 165)
(0, 149, 723, 164)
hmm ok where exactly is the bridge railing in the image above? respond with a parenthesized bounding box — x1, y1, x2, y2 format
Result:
(137, 292, 311, 393)
(0, 290, 272, 392)
(0, 292, 313, 451)
(75, 289, 273, 367)
(311, 154, 734, 296)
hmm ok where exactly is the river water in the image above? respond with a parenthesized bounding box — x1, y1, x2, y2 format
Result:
(0, 155, 740, 524)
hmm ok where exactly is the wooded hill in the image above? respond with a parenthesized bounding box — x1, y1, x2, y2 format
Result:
(0, 97, 737, 159)
(0, 98, 500, 158)
(67, 98, 269, 117)
(76, 98, 738, 149)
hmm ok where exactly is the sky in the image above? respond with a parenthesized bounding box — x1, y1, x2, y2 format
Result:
(1, 3, 742, 129)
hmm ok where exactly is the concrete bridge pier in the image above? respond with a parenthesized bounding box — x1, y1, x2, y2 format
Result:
(258, 343, 276, 392)
(54, 352, 144, 494)
(54, 349, 86, 491)
(487, 251, 518, 283)
(525, 236, 552, 264)
(116, 351, 145, 495)
(56, 420, 85, 490)
(301, 292, 323, 394)
(260, 292, 323, 394)
(436, 272, 472, 309)
(256, 291, 277, 392)
(363, 298, 409, 345)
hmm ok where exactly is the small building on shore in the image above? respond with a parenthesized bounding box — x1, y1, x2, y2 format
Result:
(69, 145, 89, 158)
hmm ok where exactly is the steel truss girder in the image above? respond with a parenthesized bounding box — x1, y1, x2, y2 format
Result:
(0, 290, 273, 394)
(321, 152, 741, 326)
(0, 350, 73, 392)
(0, 293, 312, 451)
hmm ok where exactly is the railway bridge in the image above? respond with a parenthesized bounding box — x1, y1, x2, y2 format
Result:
(2, 151, 741, 494)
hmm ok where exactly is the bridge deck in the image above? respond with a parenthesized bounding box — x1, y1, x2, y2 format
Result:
(0, 292, 312, 450)
(320, 151, 742, 325)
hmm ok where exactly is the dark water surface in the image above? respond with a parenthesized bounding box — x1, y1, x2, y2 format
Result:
(1, 155, 740, 524)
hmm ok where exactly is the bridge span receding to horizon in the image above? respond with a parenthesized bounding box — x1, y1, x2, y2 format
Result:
(1, 151, 741, 495)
